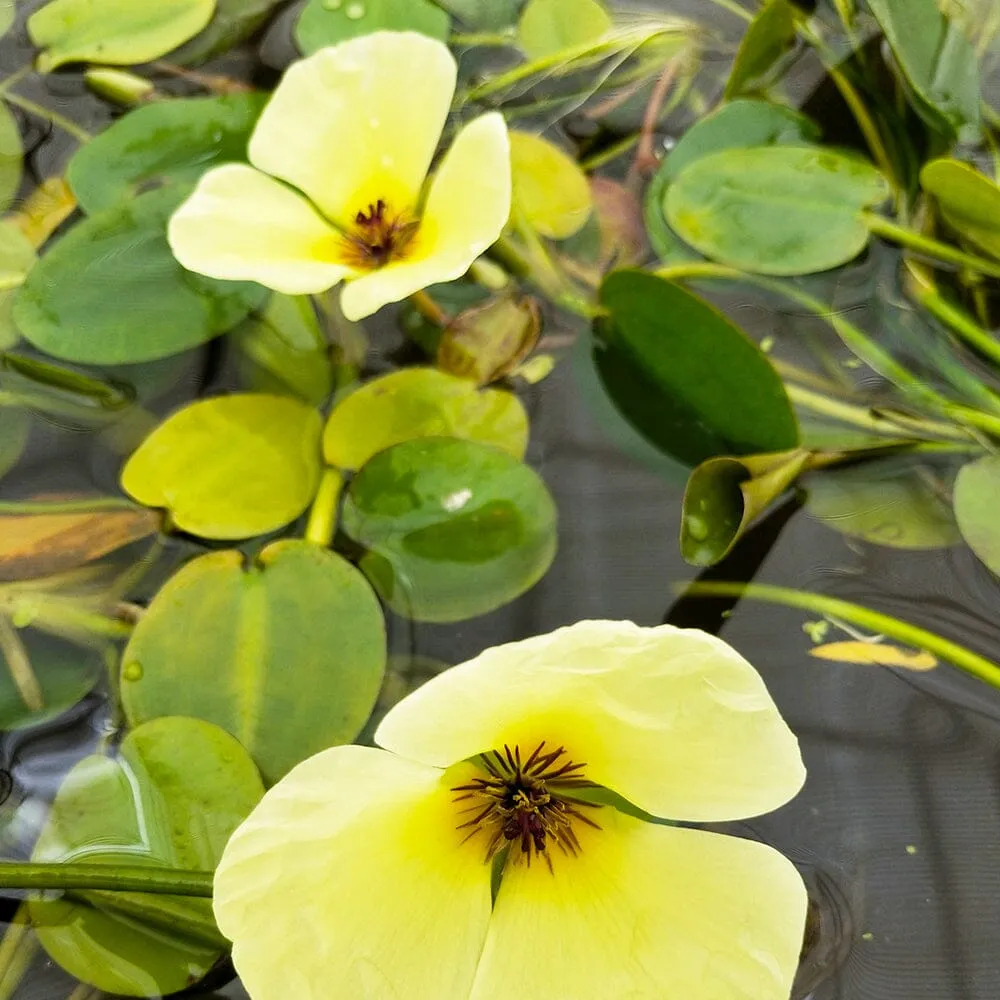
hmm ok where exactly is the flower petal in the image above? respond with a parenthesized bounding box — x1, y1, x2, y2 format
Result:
(471, 811, 807, 1000)
(167, 164, 353, 295)
(214, 745, 492, 1000)
(249, 32, 457, 224)
(376, 620, 805, 822)
(339, 112, 511, 320)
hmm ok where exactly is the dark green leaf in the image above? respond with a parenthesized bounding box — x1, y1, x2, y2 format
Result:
(921, 158, 1000, 261)
(954, 455, 1000, 574)
(724, 0, 797, 99)
(342, 437, 557, 622)
(295, 0, 450, 55)
(435, 0, 521, 30)
(170, 0, 285, 64)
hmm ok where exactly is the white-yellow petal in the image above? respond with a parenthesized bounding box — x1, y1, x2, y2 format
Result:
(339, 112, 511, 320)
(167, 164, 353, 295)
(214, 745, 492, 1000)
(376, 620, 805, 822)
(249, 32, 457, 225)
(471, 810, 808, 1000)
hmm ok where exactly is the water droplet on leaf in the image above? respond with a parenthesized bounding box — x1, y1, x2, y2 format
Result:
(123, 661, 144, 682)
(685, 514, 709, 541)
(345, 1, 365, 18)
(323, 0, 343, 8)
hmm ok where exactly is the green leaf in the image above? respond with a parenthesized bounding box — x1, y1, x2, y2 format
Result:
(67, 93, 266, 214)
(806, 456, 962, 549)
(510, 130, 592, 240)
(0, 222, 36, 349)
(645, 99, 819, 263)
(681, 449, 810, 566)
(517, 0, 611, 59)
(0, 410, 29, 479)
(0, 0, 14, 37)
(665, 145, 889, 275)
(342, 437, 557, 622)
(435, 0, 521, 30)
(0, 101, 22, 215)
(28, 0, 217, 71)
(295, 0, 450, 55)
(13, 186, 265, 365)
(121, 393, 322, 540)
(29, 717, 263, 996)
(596, 270, 799, 466)
(323, 367, 528, 471)
(170, 0, 285, 64)
(921, 158, 1000, 261)
(866, 0, 980, 136)
(954, 455, 1000, 574)
(724, 0, 797, 99)
(121, 540, 386, 784)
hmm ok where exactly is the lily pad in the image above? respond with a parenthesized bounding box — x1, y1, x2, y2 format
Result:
(665, 145, 890, 275)
(29, 717, 263, 996)
(724, 0, 797, 98)
(14, 187, 265, 365)
(0, 223, 36, 349)
(121, 393, 322, 540)
(510, 130, 592, 240)
(295, 0, 450, 55)
(68, 93, 266, 215)
(0, 101, 22, 214)
(596, 270, 798, 466)
(342, 437, 557, 622)
(954, 455, 1000, 575)
(28, 0, 217, 71)
(921, 159, 1000, 261)
(323, 367, 528, 471)
(517, 0, 611, 59)
(121, 540, 386, 784)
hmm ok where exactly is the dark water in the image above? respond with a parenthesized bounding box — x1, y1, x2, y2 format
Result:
(3, 1, 1000, 998)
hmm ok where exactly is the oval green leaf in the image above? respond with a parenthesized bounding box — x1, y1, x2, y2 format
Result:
(724, 0, 797, 99)
(121, 393, 322, 540)
(510, 130, 592, 240)
(342, 437, 557, 622)
(596, 270, 798, 466)
(121, 540, 386, 784)
(13, 186, 265, 364)
(68, 93, 266, 214)
(295, 0, 450, 55)
(28, 0, 217, 71)
(0, 101, 22, 214)
(323, 367, 528, 471)
(954, 455, 1000, 575)
(921, 158, 1000, 261)
(517, 0, 611, 59)
(666, 145, 889, 275)
(29, 717, 262, 996)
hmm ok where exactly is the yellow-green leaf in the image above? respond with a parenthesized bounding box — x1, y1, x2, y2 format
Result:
(517, 0, 611, 59)
(510, 130, 592, 240)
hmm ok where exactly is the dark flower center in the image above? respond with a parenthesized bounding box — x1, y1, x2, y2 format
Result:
(339, 198, 419, 270)
(451, 741, 601, 871)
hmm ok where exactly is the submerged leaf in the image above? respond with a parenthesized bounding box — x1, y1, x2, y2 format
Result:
(517, 0, 611, 59)
(295, 0, 450, 55)
(954, 455, 1000, 576)
(921, 158, 1000, 261)
(724, 0, 797, 98)
(510, 131, 592, 240)
(809, 640, 937, 671)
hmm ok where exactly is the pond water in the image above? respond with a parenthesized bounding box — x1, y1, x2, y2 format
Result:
(2, 0, 1000, 998)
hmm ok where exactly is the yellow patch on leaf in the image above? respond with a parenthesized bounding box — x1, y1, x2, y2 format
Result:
(809, 641, 937, 671)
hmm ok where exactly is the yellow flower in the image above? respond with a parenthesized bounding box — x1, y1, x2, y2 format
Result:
(214, 621, 808, 1000)
(167, 32, 511, 321)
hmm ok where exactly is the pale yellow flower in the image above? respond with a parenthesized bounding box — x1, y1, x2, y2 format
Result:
(214, 620, 807, 1000)
(167, 32, 511, 321)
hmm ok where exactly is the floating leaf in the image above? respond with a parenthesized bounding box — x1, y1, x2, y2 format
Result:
(68, 93, 266, 214)
(681, 449, 810, 566)
(645, 99, 818, 262)
(809, 640, 937, 671)
(170, 0, 284, 64)
(295, 0, 450, 55)
(342, 437, 557, 622)
(921, 158, 1000, 261)
(0, 223, 36, 349)
(29, 717, 263, 996)
(0, 101, 22, 214)
(121, 540, 385, 784)
(666, 145, 889, 275)
(14, 186, 265, 364)
(121, 393, 322, 540)
(805, 457, 961, 550)
(0, 503, 159, 581)
(867, 0, 980, 136)
(596, 270, 798, 466)
(724, 0, 797, 98)
(28, 0, 217, 71)
(954, 455, 1000, 575)
(510, 130, 592, 240)
(323, 367, 528, 471)
(517, 0, 611, 59)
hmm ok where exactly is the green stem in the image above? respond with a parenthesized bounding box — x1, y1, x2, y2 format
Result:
(0, 497, 140, 515)
(1, 91, 91, 144)
(910, 282, 1000, 369)
(0, 67, 31, 98)
(0, 617, 42, 712)
(677, 581, 1000, 688)
(0, 863, 213, 896)
(580, 133, 640, 172)
(864, 213, 1000, 280)
(0, 906, 38, 1000)
(491, 234, 597, 318)
(303, 467, 343, 549)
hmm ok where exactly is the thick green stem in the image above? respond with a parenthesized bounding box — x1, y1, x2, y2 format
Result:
(303, 467, 343, 549)
(0, 497, 140, 515)
(864, 214, 1000, 280)
(676, 581, 1000, 689)
(0, 863, 214, 896)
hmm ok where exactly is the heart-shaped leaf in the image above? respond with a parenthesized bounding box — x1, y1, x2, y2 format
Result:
(121, 540, 385, 783)
(121, 393, 322, 540)
(29, 716, 263, 996)
(665, 145, 889, 275)
(295, 0, 450, 55)
(342, 437, 557, 622)
(510, 130, 592, 240)
(13, 186, 266, 364)
(954, 455, 1000, 575)
(921, 158, 1000, 261)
